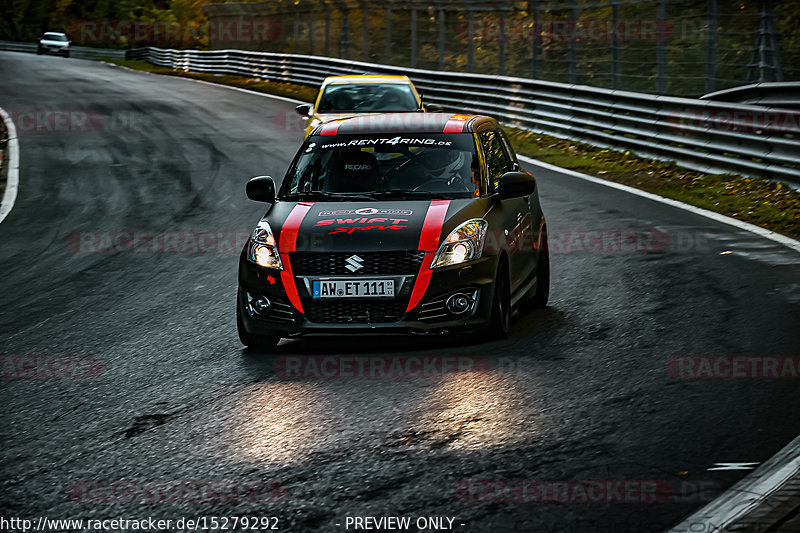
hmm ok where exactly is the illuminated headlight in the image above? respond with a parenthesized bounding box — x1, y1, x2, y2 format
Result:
(431, 219, 488, 269)
(247, 220, 283, 270)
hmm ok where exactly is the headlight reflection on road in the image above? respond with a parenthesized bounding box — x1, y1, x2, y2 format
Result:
(400, 372, 532, 451)
(230, 382, 333, 464)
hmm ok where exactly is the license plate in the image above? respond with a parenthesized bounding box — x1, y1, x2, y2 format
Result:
(312, 279, 395, 299)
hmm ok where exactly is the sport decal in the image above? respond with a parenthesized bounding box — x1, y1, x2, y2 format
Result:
(407, 200, 451, 311)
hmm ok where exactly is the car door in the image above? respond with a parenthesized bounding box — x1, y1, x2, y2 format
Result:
(478, 128, 535, 293)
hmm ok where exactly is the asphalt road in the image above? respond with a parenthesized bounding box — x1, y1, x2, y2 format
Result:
(1, 52, 799, 533)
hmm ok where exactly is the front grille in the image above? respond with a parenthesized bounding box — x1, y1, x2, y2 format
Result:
(291, 251, 425, 276)
(304, 300, 407, 323)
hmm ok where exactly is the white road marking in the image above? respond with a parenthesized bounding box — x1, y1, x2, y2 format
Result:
(0, 106, 19, 224)
(708, 462, 760, 471)
(518, 155, 800, 254)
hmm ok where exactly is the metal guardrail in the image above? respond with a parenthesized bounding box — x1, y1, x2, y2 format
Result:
(0, 40, 127, 60)
(134, 46, 800, 183)
(702, 82, 800, 110)
(3, 40, 798, 182)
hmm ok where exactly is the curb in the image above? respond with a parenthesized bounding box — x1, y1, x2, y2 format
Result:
(666, 435, 800, 532)
(0, 106, 19, 224)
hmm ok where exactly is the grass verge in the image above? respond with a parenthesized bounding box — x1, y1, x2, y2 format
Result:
(506, 129, 800, 240)
(105, 59, 800, 241)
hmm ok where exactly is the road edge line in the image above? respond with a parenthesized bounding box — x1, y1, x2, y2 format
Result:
(518, 155, 800, 254)
(101, 61, 308, 105)
(0, 106, 19, 225)
(665, 434, 800, 532)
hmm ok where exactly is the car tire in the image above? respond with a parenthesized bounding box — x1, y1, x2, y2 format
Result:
(36, 48, 43, 55)
(63, 51, 69, 58)
(485, 258, 511, 340)
(528, 229, 550, 309)
(236, 289, 280, 351)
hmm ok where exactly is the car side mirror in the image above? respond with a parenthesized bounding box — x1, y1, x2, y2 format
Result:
(497, 171, 535, 199)
(246, 176, 276, 203)
(295, 103, 312, 117)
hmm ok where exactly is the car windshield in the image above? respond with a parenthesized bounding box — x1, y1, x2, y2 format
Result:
(43, 33, 67, 41)
(280, 133, 480, 200)
(317, 84, 418, 113)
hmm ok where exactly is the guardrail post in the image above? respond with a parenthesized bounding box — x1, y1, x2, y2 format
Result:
(410, 4, 417, 68)
(362, 4, 369, 61)
(498, 3, 506, 76)
(325, 4, 331, 57)
(437, 6, 445, 71)
(293, 11, 300, 53)
(308, 8, 314, 54)
(568, 0, 577, 84)
(611, 1, 620, 90)
(529, 0, 540, 79)
(706, 0, 716, 94)
(339, 7, 351, 59)
(467, 9, 474, 73)
(385, 6, 392, 64)
(656, 0, 666, 94)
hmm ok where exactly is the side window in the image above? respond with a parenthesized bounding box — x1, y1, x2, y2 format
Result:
(479, 129, 512, 191)
(497, 129, 519, 168)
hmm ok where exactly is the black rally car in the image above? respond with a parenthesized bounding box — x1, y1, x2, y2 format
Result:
(237, 113, 549, 349)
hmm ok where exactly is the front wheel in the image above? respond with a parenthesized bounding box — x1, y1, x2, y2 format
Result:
(528, 230, 550, 308)
(485, 259, 511, 340)
(236, 289, 280, 351)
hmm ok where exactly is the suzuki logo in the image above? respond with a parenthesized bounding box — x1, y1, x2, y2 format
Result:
(345, 254, 364, 272)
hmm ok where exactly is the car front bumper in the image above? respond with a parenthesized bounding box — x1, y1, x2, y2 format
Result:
(238, 252, 499, 337)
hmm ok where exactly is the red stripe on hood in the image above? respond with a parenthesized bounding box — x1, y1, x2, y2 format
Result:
(407, 200, 450, 312)
(319, 121, 341, 135)
(279, 202, 313, 313)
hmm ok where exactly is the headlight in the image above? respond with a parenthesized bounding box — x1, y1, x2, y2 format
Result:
(247, 220, 283, 270)
(431, 219, 488, 269)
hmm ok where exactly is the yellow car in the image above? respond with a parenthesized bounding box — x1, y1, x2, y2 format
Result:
(295, 75, 426, 138)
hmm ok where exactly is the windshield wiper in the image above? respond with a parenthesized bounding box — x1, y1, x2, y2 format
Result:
(281, 191, 377, 201)
(367, 189, 442, 199)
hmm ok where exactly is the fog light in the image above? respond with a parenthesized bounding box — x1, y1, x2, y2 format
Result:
(446, 293, 472, 315)
(252, 296, 271, 315)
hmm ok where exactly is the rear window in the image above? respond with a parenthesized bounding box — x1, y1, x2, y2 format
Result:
(317, 84, 418, 113)
(280, 133, 480, 200)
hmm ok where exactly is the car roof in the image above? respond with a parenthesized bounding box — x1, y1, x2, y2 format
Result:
(311, 112, 497, 136)
(322, 75, 413, 86)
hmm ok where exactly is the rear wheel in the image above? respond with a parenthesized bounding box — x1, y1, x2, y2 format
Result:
(529, 230, 550, 308)
(485, 259, 511, 340)
(236, 289, 280, 351)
